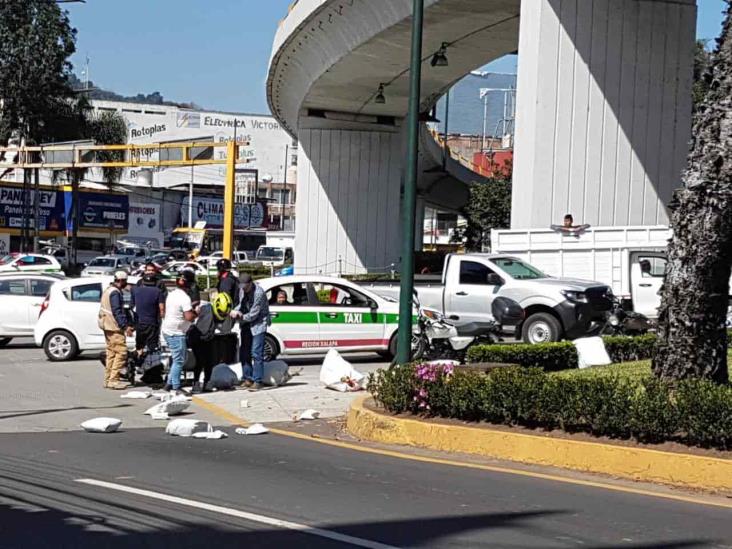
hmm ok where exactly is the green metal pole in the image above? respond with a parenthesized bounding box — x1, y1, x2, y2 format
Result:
(396, 0, 425, 364)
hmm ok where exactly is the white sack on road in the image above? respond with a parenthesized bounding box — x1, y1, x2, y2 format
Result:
(572, 336, 612, 369)
(192, 430, 228, 439)
(166, 419, 211, 437)
(120, 391, 152, 399)
(235, 423, 269, 435)
(319, 349, 366, 392)
(263, 360, 291, 387)
(144, 396, 190, 416)
(81, 417, 122, 433)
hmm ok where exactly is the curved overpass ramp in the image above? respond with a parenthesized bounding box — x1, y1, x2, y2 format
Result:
(268, 0, 695, 274)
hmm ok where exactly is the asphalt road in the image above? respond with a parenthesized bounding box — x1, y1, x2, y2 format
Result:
(1, 341, 731, 548)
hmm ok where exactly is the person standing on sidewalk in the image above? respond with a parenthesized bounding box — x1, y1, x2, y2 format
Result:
(98, 272, 134, 390)
(162, 272, 198, 393)
(232, 274, 270, 391)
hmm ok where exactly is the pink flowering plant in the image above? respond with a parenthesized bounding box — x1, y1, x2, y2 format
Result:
(367, 362, 457, 415)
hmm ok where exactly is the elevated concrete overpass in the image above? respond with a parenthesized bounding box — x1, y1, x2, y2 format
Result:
(268, 0, 696, 274)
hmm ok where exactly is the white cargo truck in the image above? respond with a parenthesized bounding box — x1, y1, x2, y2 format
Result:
(491, 225, 732, 320)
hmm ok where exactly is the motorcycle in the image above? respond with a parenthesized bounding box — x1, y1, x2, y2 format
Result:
(416, 296, 525, 363)
(601, 298, 653, 336)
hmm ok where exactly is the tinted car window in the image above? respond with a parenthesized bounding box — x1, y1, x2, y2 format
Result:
(267, 283, 310, 306)
(0, 280, 27, 296)
(68, 283, 103, 302)
(30, 279, 53, 297)
(313, 283, 370, 307)
(459, 261, 493, 285)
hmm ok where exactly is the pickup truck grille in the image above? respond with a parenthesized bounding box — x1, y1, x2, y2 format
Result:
(586, 286, 613, 313)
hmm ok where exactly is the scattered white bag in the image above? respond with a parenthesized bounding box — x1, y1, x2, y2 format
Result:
(208, 364, 239, 390)
(144, 396, 191, 417)
(240, 400, 250, 409)
(150, 412, 169, 420)
(192, 430, 228, 440)
(263, 360, 291, 387)
(572, 336, 612, 369)
(81, 417, 122, 433)
(298, 409, 321, 421)
(235, 423, 269, 435)
(166, 419, 212, 437)
(120, 391, 151, 399)
(319, 349, 366, 392)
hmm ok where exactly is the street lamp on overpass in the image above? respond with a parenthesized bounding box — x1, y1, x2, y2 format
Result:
(396, 0, 425, 364)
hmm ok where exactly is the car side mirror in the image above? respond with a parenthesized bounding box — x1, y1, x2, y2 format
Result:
(486, 273, 504, 286)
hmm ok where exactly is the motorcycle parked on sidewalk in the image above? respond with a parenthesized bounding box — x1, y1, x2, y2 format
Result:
(417, 296, 525, 363)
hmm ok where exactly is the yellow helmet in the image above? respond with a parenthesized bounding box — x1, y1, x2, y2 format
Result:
(212, 292, 233, 321)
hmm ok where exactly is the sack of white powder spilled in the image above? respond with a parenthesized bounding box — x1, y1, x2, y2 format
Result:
(165, 419, 212, 437)
(319, 349, 366, 392)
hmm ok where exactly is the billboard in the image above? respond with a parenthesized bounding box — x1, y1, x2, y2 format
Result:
(0, 184, 66, 232)
(65, 191, 129, 231)
(180, 196, 267, 229)
(126, 202, 163, 244)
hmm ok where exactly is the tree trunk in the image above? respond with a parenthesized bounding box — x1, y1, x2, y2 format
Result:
(653, 5, 732, 384)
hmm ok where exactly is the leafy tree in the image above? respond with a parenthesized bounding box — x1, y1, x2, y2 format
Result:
(0, 1, 76, 144)
(693, 39, 713, 111)
(653, 3, 732, 384)
(453, 177, 512, 251)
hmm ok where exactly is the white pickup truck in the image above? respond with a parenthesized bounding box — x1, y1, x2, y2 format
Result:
(491, 225, 732, 320)
(362, 253, 613, 343)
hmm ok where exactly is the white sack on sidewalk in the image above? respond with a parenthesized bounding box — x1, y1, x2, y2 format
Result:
(263, 360, 291, 387)
(166, 419, 212, 437)
(120, 391, 151, 399)
(144, 396, 190, 416)
(227, 362, 244, 380)
(81, 417, 122, 433)
(319, 349, 366, 392)
(298, 409, 321, 421)
(572, 336, 612, 369)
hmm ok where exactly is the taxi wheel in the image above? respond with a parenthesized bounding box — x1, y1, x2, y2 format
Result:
(263, 334, 279, 362)
(385, 333, 425, 364)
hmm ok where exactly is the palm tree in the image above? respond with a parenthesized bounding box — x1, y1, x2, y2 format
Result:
(653, 2, 732, 384)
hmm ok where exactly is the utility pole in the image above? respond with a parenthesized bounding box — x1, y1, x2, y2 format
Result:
(396, 0, 424, 364)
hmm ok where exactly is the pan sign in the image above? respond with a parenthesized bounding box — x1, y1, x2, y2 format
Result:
(0, 184, 66, 232)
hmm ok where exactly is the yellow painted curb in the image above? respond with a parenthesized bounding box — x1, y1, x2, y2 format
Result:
(347, 396, 732, 493)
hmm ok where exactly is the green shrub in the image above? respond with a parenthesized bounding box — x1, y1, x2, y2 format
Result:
(368, 364, 732, 450)
(467, 335, 657, 371)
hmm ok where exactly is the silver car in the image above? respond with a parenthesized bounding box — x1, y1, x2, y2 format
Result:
(81, 256, 131, 277)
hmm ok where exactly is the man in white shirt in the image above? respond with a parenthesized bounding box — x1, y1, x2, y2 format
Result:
(162, 272, 198, 392)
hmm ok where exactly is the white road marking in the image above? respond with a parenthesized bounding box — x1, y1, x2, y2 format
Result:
(75, 478, 398, 549)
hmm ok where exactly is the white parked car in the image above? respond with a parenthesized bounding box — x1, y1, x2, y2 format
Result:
(34, 277, 135, 361)
(0, 254, 63, 274)
(162, 261, 238, 279)
(81, 255, 131, 277)
(256, 275, 414, 361)
(0, 273, 66, 346)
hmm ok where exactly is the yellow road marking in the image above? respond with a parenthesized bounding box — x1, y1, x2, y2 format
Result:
(191, 396, 732, 510)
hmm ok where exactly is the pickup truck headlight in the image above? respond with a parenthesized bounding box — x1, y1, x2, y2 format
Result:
(561, 290, 588, 303)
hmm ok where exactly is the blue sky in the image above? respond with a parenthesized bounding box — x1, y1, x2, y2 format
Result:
(66, 0, 728, 114)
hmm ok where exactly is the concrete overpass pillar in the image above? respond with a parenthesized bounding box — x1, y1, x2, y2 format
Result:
(294, 129, 403, 275)
(512, 0, 696, 228)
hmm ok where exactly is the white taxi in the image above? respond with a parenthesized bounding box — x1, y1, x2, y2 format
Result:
(257, 276, 415, 361)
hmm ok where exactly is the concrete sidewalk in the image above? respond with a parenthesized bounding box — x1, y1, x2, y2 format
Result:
(193, 354, 386, 424)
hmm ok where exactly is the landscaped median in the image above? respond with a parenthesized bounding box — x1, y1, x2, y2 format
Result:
(349, 349, 732, 493)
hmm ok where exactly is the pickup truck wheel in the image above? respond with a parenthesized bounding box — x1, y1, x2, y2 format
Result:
(522, 313, 561, 344)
